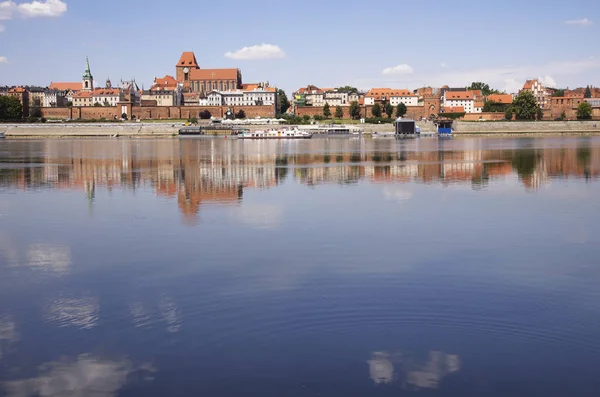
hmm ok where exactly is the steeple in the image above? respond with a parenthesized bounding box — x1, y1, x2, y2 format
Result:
(82, 56, 94, 91)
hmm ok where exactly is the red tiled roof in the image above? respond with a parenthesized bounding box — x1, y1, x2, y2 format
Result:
(8, 87, 26, 93)
(522, 79, 539, 90)
(366, 88, 416, 100)
(487, 94, 513, 104)
(474, 101, 484, 107)
(177, 52, 199, 68)
(445, 92, 473, 100)
(93, 88, 120, 96)
(49, 82, 81, 91)
(445, 106, 465, 113)
(189, 68, 238, 81)
(296, 85, 322, 94)
(73, 91, 92, 98)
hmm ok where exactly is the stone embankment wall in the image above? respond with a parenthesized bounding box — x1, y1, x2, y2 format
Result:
(2, 120, 599, 137)
(453, 120, 600, 133)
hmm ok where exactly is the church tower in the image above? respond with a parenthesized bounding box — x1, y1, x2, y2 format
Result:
(82, 56, 94, 91)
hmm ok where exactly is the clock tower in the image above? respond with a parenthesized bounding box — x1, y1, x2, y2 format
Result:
(82, 56, 94, 91)
(176, 51, 199, 83)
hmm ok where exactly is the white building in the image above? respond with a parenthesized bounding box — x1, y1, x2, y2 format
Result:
(521, 79, 552, 108)
(92, 88, 124, 106)
(43, 90, 66, 107)
(206, 84, 277, 107)
(364, 89, 418, 106)
(443, 91, 475, 113)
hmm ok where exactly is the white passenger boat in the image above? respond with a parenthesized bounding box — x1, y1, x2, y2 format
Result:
(237, 127, 312, 139)
(310, 124, 363, 137)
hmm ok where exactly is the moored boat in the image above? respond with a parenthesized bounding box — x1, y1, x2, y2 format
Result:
(308, 124, 363, 137)
(0, 131, 5, 139)
(237, 127, 312, 139)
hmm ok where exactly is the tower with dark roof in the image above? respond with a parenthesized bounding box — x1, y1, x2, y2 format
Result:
(82, 57, 94, 91)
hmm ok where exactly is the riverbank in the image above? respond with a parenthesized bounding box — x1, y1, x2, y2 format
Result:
(1, 120, 599, 137)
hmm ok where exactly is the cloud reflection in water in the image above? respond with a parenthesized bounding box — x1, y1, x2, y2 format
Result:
(368, 350, 460, 389)
(2, 354, 155, 397)
(45, 297, 99, 330)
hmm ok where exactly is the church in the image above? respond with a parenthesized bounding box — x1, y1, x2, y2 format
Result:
(175, 52, 242, 95)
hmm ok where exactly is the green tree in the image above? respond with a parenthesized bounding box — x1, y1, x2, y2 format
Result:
(350, 101, 361, 120)
(577, 102, 593, 119)
(466, 82, 500, 96)
(199, 110, 211, 119)
(189, 116, 198, 124)
(551, 89, 565, 97)
(103, 100, 110, 107)
(483, 101, 509, 113)
(278, 89, 290, 114)
(66, 101, 73, 107)
(371, 103, 382, 117)
(395, 103, 407, 118)
(323, 102, 331, 118)
(536, 107, 544, 121)
(384, 102, 394, 118)
(334, 105, 344, 119)
(235, 109, 246, 119)
(511, 91, 539, 120)
(93, 102, 103, 107)
(584, 86, 592, 99)
(335, 86, 359, 93)
(504, 107, 513, 120)
(0, 95, 23, 119)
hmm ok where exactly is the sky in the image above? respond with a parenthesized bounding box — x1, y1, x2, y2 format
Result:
(0, 0, 599, 95)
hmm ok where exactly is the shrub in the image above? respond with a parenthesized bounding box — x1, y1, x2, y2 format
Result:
(189, 117, 198, 124)
(199, 110, 211, 119)
(235, 109, 246, 119)
(313, 115, 324, 121)
(121, 113, 128, 120)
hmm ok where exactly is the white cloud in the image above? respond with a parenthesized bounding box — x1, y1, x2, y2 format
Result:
(538, 75, 556, 88)
(354, 58, 600, 94)
(17, 0, 66, 17)
(0, 0, 66, 20)
(0, 56, 6, 63)
(564, 18, 593, 27)
(224, 43, 285, 60)
(382, 64, 414, 75)
(0, 1, 14, 20)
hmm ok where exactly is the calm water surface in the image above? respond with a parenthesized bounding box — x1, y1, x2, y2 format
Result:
(1, 136, 600, 396)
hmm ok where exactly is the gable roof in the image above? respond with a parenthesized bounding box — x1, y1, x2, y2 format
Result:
(487, 94, 513, 104)
(296, 85, 323, 95)
(444, 106, 465, 113)
(177, 52, 199, 68)
(522, 79, 539, 90)
(49, 82, 81, 91)
(92, 88, 120, 96)
(73, 91, 92, 98)
(445, 91, 474, 100)
(151, 75, 178, 91)
(366, 88, 416, 100)
(189, 68, 238, 81)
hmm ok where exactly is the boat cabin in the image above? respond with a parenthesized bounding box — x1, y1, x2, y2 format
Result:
(435, 119, 453, 135)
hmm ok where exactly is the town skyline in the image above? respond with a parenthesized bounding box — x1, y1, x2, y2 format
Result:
(1, 0, 599, 94)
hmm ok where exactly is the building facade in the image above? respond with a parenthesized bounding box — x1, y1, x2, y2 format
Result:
(521, 79, 552, 109)
(364, 88, 419, 106)
(175, 52, 242, 95)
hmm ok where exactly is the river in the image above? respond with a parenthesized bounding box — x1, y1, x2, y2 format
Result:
(0, 136, 599, 396)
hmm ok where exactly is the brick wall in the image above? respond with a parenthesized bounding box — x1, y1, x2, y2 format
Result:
(41, 105, 275, 121)
(462, 112, 506, 121)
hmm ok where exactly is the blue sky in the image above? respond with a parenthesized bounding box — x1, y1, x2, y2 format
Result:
(0, 0, 599, 94)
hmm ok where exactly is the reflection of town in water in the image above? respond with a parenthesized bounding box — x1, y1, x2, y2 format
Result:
(1, 138, 599, 221)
